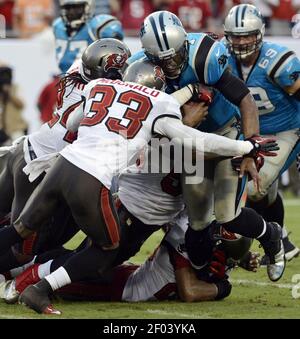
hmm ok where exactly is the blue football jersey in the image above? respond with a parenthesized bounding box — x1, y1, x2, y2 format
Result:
(226, 41, 300, 134)
(53, 15, 124, 73)
(127, 33, 240, 132)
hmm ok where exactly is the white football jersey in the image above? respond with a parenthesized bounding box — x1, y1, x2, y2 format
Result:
(25, 60, 85, 164)
(122, 215, 189, 302)
(118, 167, 185, 225)
(61, 78, 182, 189)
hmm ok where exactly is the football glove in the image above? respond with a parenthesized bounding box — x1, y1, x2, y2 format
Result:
(190, 83, 213, 105)
(245, 135, 279, 158)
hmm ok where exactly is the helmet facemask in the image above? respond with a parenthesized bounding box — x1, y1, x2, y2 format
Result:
(61, 2, 90, 30)
(145, 41, 188, 79)
(225, 29, 264, 61)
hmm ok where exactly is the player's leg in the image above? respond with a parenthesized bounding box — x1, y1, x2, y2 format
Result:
(182, 159, 215, 269)
(0, 204, 79, 274)
(184, 125, 285, 281)
(19, 159, 121, 314)
(0, 156, 66, 256)
(114, 203, 161, 265)
(10, 143, 44, 223)
(247, 129, 300, 261)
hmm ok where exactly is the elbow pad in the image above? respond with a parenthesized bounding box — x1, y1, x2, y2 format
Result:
(214, 68, 250, 106)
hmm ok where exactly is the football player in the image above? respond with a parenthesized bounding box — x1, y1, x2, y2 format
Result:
(0, 39, 130, 273)
(54, 0, 124, 72)
(223, 4, 300, 262)
(127, 10, 286, 282)
(2, 213, 259, 305)
(8, 59, 275, 314)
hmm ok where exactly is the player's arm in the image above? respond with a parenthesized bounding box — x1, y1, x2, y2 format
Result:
(196, 37, 259, 138)
(167, 244, 231, 302)
(284, 78, 300, 98)
(214, 69, 259, 138)
(269, 50, 300, 101)
(153, 116, 260, 157)
(66, 99, 85, 132)
(175, 265, 218, 302)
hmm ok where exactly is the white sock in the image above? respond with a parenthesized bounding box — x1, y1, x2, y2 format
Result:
(282, 226, 288, 239)
(37, 260, 53, 279)
(45, 267, 71, 291)
(256, 220, 267, 239)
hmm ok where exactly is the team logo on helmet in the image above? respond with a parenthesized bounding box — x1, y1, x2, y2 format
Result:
(154, 66, 165, 83)
(104, 53, 127, 72)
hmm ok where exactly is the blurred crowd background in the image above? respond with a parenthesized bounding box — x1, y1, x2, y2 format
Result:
(0, 0, 300, 195)
(1, 0, 300, 39)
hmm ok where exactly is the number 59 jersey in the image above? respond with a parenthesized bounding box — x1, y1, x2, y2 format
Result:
(60, 78, 182, 189)
(227, 41, 300, 134)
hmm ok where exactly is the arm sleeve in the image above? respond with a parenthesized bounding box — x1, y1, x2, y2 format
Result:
(66, 102, 84, 132)
(214, 68, 250, 106)
(153, 117, 253, 157)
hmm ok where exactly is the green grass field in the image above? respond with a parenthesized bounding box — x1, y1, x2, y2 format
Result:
(0, 199, 299, 319)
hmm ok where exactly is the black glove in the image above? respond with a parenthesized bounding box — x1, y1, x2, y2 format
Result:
(245, 135, 279, 158)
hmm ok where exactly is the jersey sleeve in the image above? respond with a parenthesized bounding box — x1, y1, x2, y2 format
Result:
(194, 37, 229, 85)
(126, 51, 147, 66)
(272, 51, 300, 88)
(90, 15, 124, 41)
(151, 94, 182, 135)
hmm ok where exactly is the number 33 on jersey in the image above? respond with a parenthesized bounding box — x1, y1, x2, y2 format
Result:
(60, 78, 182, 189)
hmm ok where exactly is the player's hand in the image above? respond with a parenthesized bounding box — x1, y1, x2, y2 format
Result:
(246, 135, 279, 157)
(190, 83, 214, 105)
(182, 101, 208, 127)
(238, 251, 260, 272)
(231, 155, 264, 173)
(239, 157, 261, 192)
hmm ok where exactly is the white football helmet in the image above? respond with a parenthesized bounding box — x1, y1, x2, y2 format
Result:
(60, 0, 95, 30)
(140, 11, 188, 79)
(224, 4, 265, 60)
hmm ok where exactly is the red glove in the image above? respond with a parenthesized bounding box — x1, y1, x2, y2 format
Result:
(190, 83, 214, 105)
(209, 249, 227, 280)
(245, 135, 279, 158)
